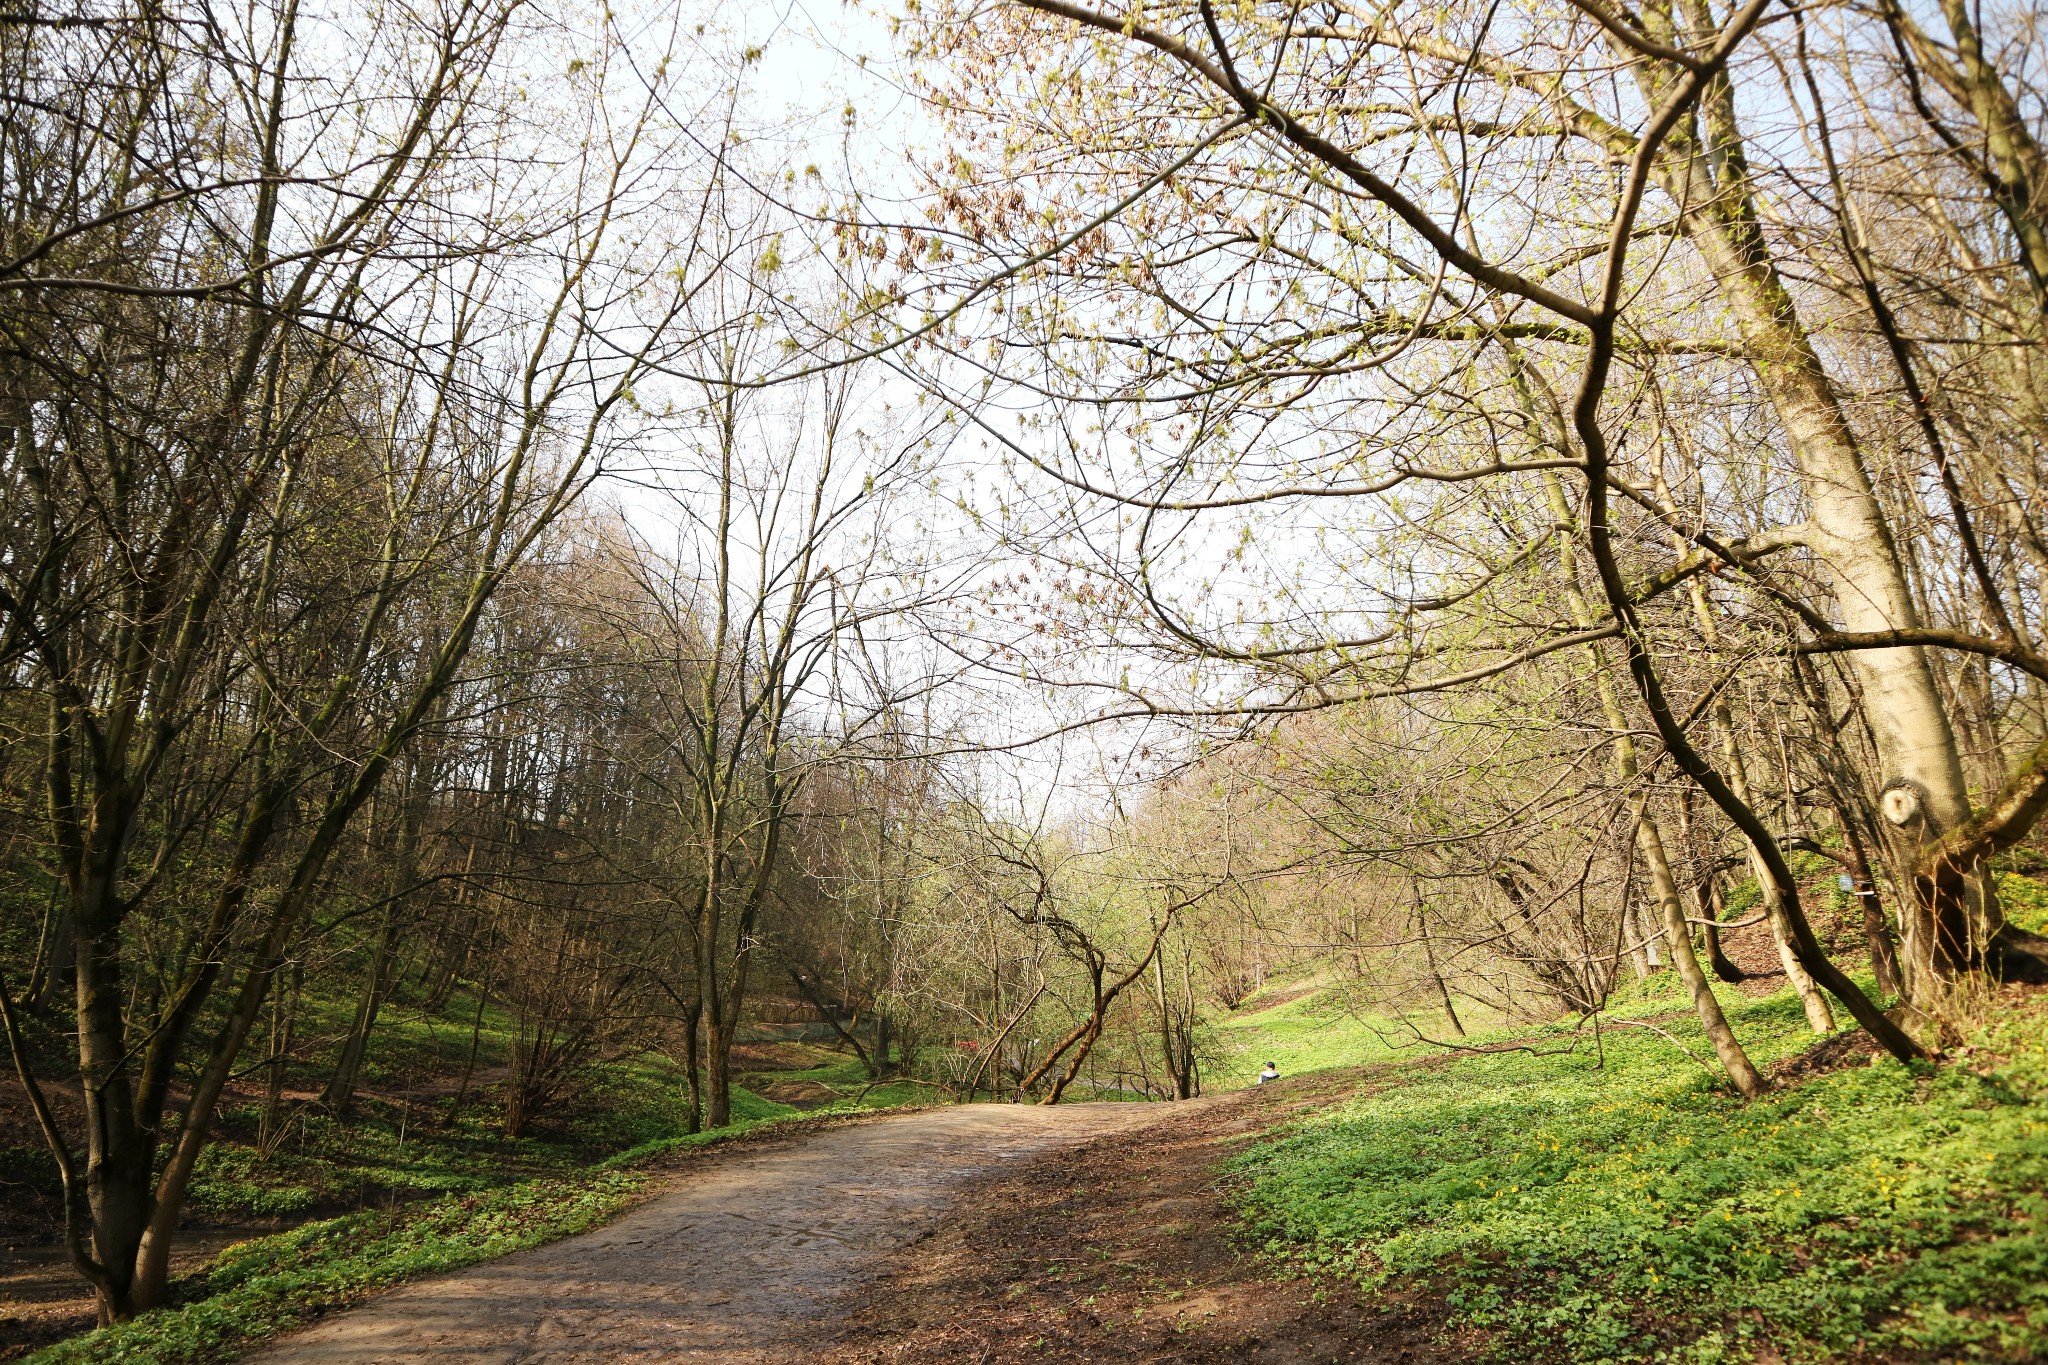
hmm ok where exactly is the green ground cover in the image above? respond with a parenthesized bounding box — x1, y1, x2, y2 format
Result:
(10, 976, 800, 1228)
(185, 1050, 720, 1222)
(817, 1074, 937, 1109)
(1998, 870, 2048, 935)
(1208, 968, 1538, 1086)
(1210, 978, 1413, 1084)
(1231, 988, 2048, 1364)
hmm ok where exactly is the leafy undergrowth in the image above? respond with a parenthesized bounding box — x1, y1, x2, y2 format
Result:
(1233, 989, 2048, 1364)
(1, 988, 734, 1233)
(178, 1052, 765, 1224)
(184, 1109, 574, 1222)
(1998, 869, 2048, 935)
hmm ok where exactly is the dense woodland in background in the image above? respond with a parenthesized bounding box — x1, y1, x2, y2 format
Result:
(5, 0, 2048, 1336)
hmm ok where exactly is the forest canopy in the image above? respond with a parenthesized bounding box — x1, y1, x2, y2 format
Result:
(3, 0, 2048, 1349)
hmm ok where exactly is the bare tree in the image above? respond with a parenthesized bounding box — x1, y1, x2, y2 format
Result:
(0, 0, 738, 1317)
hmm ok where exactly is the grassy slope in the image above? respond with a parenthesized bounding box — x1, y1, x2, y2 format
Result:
(1209, 971, 1475, 1085)
(186, 1007, 765, 1223)
(1225, 978, 2048, 1364)
(1213, 985, 1398, 1081)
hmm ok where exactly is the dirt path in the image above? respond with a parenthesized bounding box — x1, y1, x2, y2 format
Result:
(794, 1075, 1459, 1365)
(246, 1102, 1178, 1364)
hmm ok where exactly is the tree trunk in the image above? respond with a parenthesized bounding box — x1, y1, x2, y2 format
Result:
(1152, 948, 1200, 1098)
(1413, 907, 1467, 1037)
(1710, 726, 1835, 1034)
(1841, 812, 1905, 1000)
(1698, 877, 1744, 984)
(1646, 4, 1985, 1013)
(323, 907, 402, 1113)
(74, 879, 153, 1324)
(258, 964, 303, 1155)
(703, 1008, 733, 1128)
(681, 995, 703, 1135)
(448, 943, 495, 1122)
(1674, 544, 1836, 1031)
(1623, 885, 1654, 981)
(1639, 811, 1770, 1098)
(1889, 0, 2048, 308)
(1761, 871, 1836, 1035)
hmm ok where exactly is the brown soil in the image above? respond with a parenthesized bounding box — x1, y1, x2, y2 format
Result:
(0, 1229, 263, 1362)
(1769, 1027, 1883, 1083)
(731, 1040, 843, 1072)
(749, 1077, 847, 1108)
(0, 1075, 81, 1246)
(1714, 883, 1867, 999)
(0, 1276, 95, 1360)
(789, 1077, 1465, 1365)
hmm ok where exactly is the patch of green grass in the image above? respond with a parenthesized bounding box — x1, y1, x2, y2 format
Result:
(188, 1056, 689, 1224)
(1211, 969, 1550, 1091)
(186, 1108, 572, 1221)
(590, 1095, 789, 1166)
(349, 998, 520, 1092)
(2000, 872, 2048, 935)
(27, 1172, 644, 1365)
(772, 1052, 872, 1088)
(567, 1054, 716, 1149)
(594, 1094, 915, 1169)
(1232, 991, 2048, 1364)
(728, 1084, 800, 1123)
(1211, 984, 1410, 1085)
(184, 1047, 761, 1226)
(848, 1079, 936, 1107)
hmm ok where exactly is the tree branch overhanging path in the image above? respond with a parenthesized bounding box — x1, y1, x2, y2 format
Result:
(895, 0, 2048, 1086)
(11, 0, 2048, 1351)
